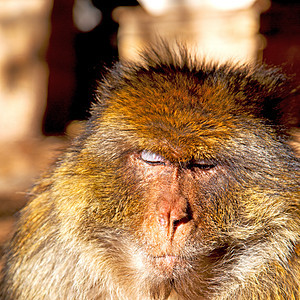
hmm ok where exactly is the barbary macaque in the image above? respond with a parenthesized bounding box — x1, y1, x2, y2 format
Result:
(1, 44, 299, 300)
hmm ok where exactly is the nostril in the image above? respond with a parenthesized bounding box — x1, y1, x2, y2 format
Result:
(173, 216, 190, 226)
(172, 215, 191, 230)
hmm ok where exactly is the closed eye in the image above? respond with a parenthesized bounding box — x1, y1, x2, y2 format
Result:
(188, 160, 216, 170)
(140, 150, 166, 165)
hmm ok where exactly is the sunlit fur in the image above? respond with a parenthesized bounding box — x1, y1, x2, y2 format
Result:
(1, 44, 299, 300)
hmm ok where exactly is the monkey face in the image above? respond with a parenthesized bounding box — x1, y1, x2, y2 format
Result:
(72, 58, 299, 288)
(77, 63, 299, 293)
(80, 75, 250, 281)
(127, 149, 230, 279)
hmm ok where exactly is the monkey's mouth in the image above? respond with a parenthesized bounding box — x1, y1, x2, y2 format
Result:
(154, 255, 177, 265)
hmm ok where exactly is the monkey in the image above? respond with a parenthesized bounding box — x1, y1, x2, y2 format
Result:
(1, 44, 299, 300)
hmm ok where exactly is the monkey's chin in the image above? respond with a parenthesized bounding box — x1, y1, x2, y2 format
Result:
(148, 255, 188, 278)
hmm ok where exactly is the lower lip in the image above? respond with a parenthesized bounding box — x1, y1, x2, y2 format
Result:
(156, 255, 177, 264)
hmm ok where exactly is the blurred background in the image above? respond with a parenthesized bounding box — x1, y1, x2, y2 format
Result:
(0, 0, 299, 261)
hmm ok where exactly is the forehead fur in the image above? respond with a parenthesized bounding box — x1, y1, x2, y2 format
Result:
(90, 45, 295, 160)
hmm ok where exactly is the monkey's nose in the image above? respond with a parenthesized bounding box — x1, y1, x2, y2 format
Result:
(158, 201, 191, 240)
(158, 210, 189, 227)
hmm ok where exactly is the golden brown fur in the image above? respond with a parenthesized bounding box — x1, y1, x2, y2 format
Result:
(1, 45, 299, 299)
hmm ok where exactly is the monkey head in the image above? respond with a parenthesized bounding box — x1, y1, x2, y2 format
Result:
(63, 47, 299, 296)
(1, 45, 299, 299)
